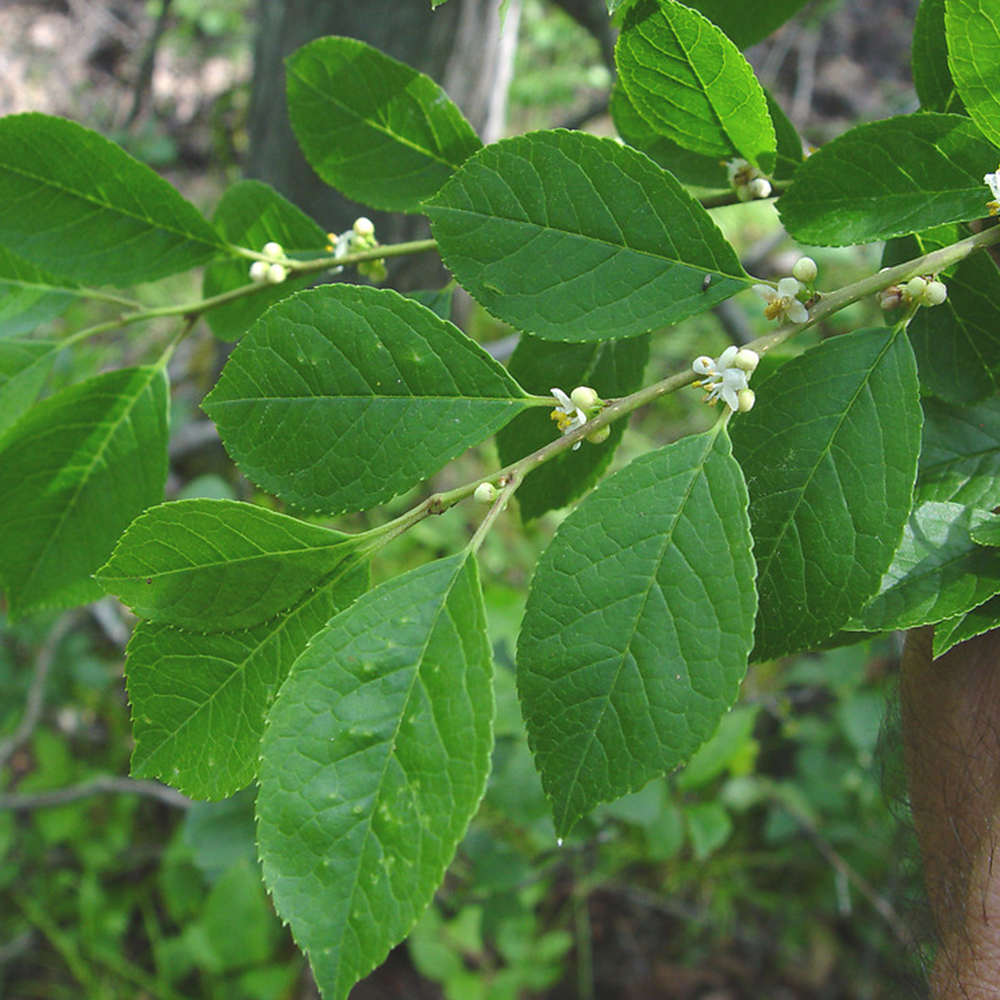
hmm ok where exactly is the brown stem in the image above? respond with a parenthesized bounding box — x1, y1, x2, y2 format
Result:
(901, 626, 1000, 998)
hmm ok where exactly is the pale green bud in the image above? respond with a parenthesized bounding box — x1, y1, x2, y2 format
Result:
(737, 388, 756, 413)
(262, 241, 284, 258)
(586, 425, 610, 444)
(734, 348, 759, 374)
(791, 256, 818, 283)
(474, 482, 498, 504)
(905, 276, 927, 299)
(353, 217, 375, 238)
(570, 385, 599, 410)
(266, 263, 288, 284)
(923, 280, 948, 306)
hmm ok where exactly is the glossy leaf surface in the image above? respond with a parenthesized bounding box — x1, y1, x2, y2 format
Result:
(97, 499, 365, 632)
(731, 328, 922, 660)
(914, 0, 965, 112)
(0, 366, 168, 617)
(0, 114, 224, 285)
(126, 564, 369, 800)
(0, 338, 62, 440)
(204, 284, 530, 514)
(777, 114, 997, 245)
(427, 129, 749, 342)
(917, 396, 1000, 508)
(286, 37, 482, 213)
(616, 0, 775, 169)
(518, 428, 756, 835)
(946, 0, 1000, 146)
(855, 501, 1000, 631)
(257, 552, 494, 1000)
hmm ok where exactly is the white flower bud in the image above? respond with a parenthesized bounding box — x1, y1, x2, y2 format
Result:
(266, 263, 288, 284)
(570, 386, 599, 410)
(923, 280, 948, 306)
(474, 482, 497, 504)
(586, 425, 610, 444)
(791, 256, 818, 284)
(249, 260, 269, 283)
(734, 348, 759, 374)
(737, 388, 756, 413)
(353, 217, 375, 238)
(262, 241, 284, 258)
(747, 177, 772, 199)
(905, 276, 927, 300)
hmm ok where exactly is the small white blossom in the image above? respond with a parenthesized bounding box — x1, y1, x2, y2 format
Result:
(266, 262, 288, 284)
(746, 177, 772, 200)
(550, 387, 587, 449)
(753, 277, 809, 324)
(985, 165, 1000, 215)
(692, 345, 749, 411)
(262, 241, 284, 258)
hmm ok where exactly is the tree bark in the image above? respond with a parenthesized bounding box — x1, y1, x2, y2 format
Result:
(902, 626, 1000, 998)
(245, 0, 520, 289)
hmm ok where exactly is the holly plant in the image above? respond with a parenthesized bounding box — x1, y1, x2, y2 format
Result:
(3, 0, 1000, 996)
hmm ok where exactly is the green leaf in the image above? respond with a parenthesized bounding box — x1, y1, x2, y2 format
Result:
(917, 396, 1000, 508)
(96, 499, 366, 632)
(256, 551, 494, 1000)
(517, 427, 756, 836)
(203, 180, 328, 341)
(203, 284, 530, 514)
(933, 594, 1000, 657)
(616, 0, 776, 170)
(0, 338, 62, 440)
(495, 333, 649, 521)
(914, 0, 966, 113)
(0, 366, 169, 617)
(776, 114, 998, 246)
(125, 563, 369, 800)
(0, 114, 225, 285)
(685, 0, 811, 49)
(946, 0, 1000, 147)
(286, 37, 482, 213)
(426, 130, 749, 342)
(610, 82, 729, 188)
(883, 228, 1000, 404)
(0, 246, 77, 338)
(730, 327, 922, 661)
(854, 501, 1000, 631)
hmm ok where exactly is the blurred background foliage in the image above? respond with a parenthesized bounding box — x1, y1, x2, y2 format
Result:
(0, 0, 927, 997)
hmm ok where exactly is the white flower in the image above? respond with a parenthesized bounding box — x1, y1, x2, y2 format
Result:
(753, 277, 809, 324)
(550, 387, 587, 449)
(986, 166, 1000, 214)
(692, 345, 749, 411)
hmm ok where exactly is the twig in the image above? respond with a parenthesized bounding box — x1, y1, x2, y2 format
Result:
(0, 612, 78, 773)
(0, 775, 191, 811)
(125, 0, 175, 127)
(772, 794, 915, 948)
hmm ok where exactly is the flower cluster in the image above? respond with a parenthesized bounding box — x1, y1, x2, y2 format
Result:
(248, 241, 289, 284)
(726, 158, 772, 201)
(752, 276, 809, 324)
(549, 386, 605, 449)
(326, 217, 387, 283)
(692, 345, 759, 413)
(877, 274, 948, 310)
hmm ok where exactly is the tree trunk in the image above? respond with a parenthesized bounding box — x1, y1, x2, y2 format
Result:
(246, 0, 521, 290)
